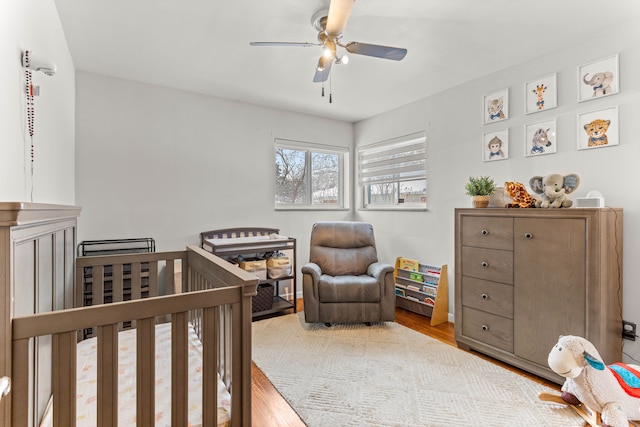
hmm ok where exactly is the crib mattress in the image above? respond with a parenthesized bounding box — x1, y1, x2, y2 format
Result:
(40, 322, 231, 427)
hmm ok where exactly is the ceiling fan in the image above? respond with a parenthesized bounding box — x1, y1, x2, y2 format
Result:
(249, 0, 407, 85)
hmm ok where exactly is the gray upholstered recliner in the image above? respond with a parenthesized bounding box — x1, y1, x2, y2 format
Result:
(302, 221, 395, 324)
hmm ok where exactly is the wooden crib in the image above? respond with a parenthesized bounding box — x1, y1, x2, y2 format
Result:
(0, 203, 257, 426)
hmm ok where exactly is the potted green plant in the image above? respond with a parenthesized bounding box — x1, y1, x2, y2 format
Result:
(464, 176, 496, 208)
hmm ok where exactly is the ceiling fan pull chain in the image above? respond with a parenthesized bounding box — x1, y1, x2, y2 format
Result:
(329, 67, 333, 103)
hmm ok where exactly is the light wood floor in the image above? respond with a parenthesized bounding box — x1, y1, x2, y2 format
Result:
(251, 301, 562, 427)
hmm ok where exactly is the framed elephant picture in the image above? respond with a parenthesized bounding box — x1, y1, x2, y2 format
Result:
(577, 54, 619, 102)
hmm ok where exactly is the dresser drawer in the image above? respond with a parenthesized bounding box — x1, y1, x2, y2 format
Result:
(461, 306, 514, 352)
(461, 216, 513, 250)
(461, 246, 513, 285)
(461, 276, 513, 318)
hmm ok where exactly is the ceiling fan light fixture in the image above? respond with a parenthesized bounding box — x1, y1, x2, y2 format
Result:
(323, 40, 336, 59)
(336, 54, 349, 65)
(316, 57, 326, 71)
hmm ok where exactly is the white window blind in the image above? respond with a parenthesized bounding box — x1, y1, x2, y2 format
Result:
(359, 132, 427, 186)
(358, 132, 427, 209)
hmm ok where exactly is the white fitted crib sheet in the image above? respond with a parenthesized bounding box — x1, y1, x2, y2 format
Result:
(40, 322, 231, 427)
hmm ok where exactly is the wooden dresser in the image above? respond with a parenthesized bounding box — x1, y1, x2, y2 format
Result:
(454, 208, 623, 384)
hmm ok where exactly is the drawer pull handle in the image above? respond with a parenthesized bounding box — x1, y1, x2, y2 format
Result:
(481, 229, 489, 236)
(481, 261, 488, 268)
(524, 232, 533, 239)
(481, 293, 488, 300)
(481, 325, 489, 332)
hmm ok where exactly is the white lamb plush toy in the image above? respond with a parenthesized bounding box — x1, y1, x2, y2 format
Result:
(548, 335, 640, 427)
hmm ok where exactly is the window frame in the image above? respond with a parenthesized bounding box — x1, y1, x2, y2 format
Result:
(274, 139, 350, 210)
(358, 131, 428, 211)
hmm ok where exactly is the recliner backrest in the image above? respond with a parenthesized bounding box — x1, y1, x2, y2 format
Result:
(309, 222, 379, 276)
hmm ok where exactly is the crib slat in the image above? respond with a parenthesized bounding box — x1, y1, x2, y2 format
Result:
(202, 306, 219, 426)
(11, 338, 30, 426)
(136, 317, 155, 425)
(171, 312, 188, 427)
(94, 265, 104, 305)
(131, 262, 142, 300)
(111, 264, 123, 303)
(148, 261, 158, 297)
(97, 324, 118, 427)
(232, 303, 244, 427)
(53, 331, 77, 426)
(165, 260, 175, 295)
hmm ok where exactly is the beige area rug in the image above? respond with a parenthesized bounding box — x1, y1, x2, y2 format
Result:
(252, 313, 584, 427)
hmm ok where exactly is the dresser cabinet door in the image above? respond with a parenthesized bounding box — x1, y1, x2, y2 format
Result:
(513, 218, 586, 368)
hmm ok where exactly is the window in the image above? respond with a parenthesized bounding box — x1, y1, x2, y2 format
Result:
(358, 132, 427, 209)
(275, 139, 349, 209)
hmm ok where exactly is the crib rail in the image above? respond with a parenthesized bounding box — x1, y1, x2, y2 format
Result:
(11, 245, 258, 427)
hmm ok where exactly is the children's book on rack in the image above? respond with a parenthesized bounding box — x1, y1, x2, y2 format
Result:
(394, 257, 448, 326)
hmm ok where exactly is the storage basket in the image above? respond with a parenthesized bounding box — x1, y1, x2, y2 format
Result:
(238, 258, 267, 281)
(267, 255, 292, 279)
(252, 283, 274, 313)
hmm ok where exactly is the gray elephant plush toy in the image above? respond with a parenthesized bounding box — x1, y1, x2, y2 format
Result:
(529, 173, 580, 208)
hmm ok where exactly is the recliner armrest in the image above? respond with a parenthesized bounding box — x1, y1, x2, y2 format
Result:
(367, 262, 394, 279)
(302, 262, 322, 282)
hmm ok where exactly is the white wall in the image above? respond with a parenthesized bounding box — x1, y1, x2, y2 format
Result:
(0, 0, 75, 204)
(355, 20, 640, 362)
(74, 17, 640, 362)
(75, 72, 353, 266)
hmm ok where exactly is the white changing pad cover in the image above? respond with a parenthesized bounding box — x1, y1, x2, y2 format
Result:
(40, 322, 231, 427)
(204, 235, 291, 254)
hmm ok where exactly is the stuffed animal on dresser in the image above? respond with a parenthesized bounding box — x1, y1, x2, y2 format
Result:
(504, 181, 537, 208)
(548, 335, 640, 427)
(529, 173, 580, 208)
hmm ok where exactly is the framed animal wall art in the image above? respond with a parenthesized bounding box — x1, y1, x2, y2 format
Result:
(577, 106, 619, 150)
(524, 73, 557, 114)
(577, 54, 619, 102)
(482, 88, 509, 124)
(483, 128, 509, 161)
(524, 119, 557, 157)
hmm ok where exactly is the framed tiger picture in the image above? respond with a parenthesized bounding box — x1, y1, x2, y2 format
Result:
(577, 106, 619, 150)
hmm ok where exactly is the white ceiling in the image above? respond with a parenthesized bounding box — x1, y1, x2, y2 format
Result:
(54, 0, 640, 123)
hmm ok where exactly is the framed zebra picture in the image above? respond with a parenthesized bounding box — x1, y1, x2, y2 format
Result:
(524, 119, 557, 157)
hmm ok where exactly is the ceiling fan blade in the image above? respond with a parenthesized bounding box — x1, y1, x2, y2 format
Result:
(326, 0, 355, 37)
(345, 42, 407, 61)
(249, 41, 317, 47)
(313, 57, 333, 83)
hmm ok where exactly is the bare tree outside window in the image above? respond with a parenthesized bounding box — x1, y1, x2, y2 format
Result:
(275, 141, 347, 208)
(311, 152, 339, 204)
(276, 148, 307, 203)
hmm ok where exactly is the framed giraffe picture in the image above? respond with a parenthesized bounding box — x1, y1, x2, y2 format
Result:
(524, 73, 557, 114)
(577, 106, 619, 150)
